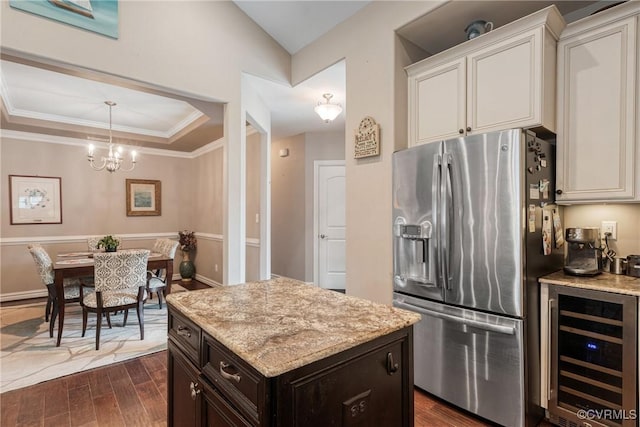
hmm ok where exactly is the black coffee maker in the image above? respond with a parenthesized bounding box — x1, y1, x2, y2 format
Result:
(564, 227, 603, 276)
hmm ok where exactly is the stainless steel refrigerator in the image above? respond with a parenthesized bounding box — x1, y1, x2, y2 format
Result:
(392, 128, 563, 427)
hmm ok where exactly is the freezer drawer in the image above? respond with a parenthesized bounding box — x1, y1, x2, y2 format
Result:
(394, 293, 524, 427)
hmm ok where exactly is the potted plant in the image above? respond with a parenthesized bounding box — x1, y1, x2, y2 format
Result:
(96, 235, 120, 252)
(178, 230, 197, 281)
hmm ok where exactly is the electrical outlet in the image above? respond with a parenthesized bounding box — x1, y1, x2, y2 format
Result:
(601, 221, 617, 240)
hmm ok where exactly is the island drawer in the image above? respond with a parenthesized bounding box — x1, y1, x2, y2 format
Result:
(168, 309, 201, 365)
(201, 334, 265, 425)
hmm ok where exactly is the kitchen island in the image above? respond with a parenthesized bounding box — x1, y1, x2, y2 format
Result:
(165, 277, 421, 427)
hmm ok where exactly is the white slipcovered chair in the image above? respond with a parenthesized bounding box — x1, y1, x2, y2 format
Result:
(27, 244, 88, 338)
(146, 238, 179, 308)
(82, 249, 149, 350)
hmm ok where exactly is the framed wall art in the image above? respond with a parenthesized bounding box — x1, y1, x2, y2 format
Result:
(126, 179, 161, 216)
(9, 175, 62, 224)
(9, 0, 119, 39)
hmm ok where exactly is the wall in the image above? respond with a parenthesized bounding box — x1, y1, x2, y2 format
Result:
(563, 204, 640, 258)
(246, 132, 261, 281)
(1, 0, 287, 286)
(190, 145, 224, 285)
(292, 1, 443, 303)
(270, 131, 345, 281)
(0, 136, 194, 298)
(270, 134, 306, 280)
(304, 131, 346, 282)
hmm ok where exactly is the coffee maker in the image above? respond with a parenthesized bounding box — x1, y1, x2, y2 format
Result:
(564, 227, 603, 276)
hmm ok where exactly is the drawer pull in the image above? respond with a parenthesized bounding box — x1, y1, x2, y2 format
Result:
(177, 326, 192, 338)
(219, 361, 241, 383)
(386, 352, 399, 375)
(189, 382, 201, 400)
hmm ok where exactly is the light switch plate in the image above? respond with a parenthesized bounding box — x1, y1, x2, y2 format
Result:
(601, 221, 617, 240)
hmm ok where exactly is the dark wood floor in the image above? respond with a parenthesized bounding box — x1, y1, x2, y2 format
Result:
(0, 348, 555, 427)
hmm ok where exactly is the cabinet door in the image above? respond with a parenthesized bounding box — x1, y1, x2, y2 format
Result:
(282, 338, 410, 426)
(467, 28, 544, 134)
(556, 17, 637, 201)
(408, 57, 465, 146)
(201, 380, 252, 427)
(168, 341, 202, 427)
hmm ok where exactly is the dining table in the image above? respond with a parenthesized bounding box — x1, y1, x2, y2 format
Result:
(52, 250, 174, 347)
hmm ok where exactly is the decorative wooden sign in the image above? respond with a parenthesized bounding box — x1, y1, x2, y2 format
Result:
(354, 116, 380, 159)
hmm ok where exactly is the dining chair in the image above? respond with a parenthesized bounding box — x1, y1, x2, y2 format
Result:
(81, 249, 149, 350)
(27, 244, 91, 338)
(146, 238, 179, 309)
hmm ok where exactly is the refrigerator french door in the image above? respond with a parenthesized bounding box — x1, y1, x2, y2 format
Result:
(393, 129, 562, 427)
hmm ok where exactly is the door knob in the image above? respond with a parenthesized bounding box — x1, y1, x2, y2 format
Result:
(319, 234, 326, 239)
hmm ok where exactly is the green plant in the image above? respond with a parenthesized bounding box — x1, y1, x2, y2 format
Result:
(96, 235, 120, 252)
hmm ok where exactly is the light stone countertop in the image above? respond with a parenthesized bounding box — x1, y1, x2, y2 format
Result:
(166, 277, 421, 378)
(540, 270, 640, 297)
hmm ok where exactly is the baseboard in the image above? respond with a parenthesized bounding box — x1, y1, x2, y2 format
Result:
(0, 289, 48, 302)
(171, 273, 220, 287)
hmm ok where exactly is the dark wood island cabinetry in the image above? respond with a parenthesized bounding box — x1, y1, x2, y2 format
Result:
(166, 278, 420, 427)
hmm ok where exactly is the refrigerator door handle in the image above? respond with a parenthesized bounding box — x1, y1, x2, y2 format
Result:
(433, 153, 443, 289)
(394, 299, 516, 335)
(441, 153, 452, 290)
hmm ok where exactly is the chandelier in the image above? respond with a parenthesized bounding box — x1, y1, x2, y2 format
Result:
(314, 93, 342, 123)
(87, 101, 137, 172)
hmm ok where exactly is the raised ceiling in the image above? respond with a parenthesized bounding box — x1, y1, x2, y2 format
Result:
(0, 55, 225, 153)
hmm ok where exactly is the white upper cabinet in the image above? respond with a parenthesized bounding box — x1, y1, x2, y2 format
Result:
(555, 2, 639, 203)
(407, 6, 564, 147)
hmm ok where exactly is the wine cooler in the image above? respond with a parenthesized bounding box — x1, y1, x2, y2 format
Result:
(548, 285, 637, 427)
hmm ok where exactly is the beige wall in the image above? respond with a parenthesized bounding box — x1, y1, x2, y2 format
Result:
(270, 131, 345, 282)
(304, 131, 346, 282)
(292, 1, 443, 303)
(0, 137, 197, 297)
(1, 0, 289, 288)
(271, 134, 306, 280)
(563, 204, 640, 258)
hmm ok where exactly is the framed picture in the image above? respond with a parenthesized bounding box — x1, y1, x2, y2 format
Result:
(9, 0, 119, 39)
(126, 179, 161, 216)
(9, 175, 62, 225)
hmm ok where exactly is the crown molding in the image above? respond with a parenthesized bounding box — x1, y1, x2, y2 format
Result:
(0, 129, 223, 159)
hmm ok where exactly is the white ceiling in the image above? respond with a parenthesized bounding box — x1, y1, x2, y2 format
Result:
(1, 1, 610, 151)
(233, 1, 370, 55)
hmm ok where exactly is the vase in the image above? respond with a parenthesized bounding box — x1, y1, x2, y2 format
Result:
(106, 247, 117, 252)
(179, 251, 195, 282)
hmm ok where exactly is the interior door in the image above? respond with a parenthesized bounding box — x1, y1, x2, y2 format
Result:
(314, 161, 346, 290)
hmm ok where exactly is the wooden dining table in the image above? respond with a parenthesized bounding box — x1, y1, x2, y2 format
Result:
(52, 251, 174, 347)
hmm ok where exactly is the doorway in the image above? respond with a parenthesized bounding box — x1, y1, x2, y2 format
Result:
(313, 160, 346, 290)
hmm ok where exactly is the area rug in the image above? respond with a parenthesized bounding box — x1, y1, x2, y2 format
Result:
(0, 284, 187, 393)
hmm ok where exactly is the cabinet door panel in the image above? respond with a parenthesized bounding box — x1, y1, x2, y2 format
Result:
(168, 341, 201, 427)
(467, 28, 542, 134)
(287, 340, 407, 427)
(556, 17, 637, 201)
(409, 57, 465, 146)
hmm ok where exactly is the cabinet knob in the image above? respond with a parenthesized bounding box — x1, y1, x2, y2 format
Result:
(466, 127, 472, 132)
(458, 129, 464, 134)
(189, 382, 201, 400)
(555, 189, 563, 195)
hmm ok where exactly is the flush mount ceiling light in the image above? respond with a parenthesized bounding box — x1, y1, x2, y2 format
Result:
(314, 93, 342, 123)
(87, 101, 137, 173)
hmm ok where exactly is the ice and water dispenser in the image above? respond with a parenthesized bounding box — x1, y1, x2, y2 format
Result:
(393, 218, 435, 288)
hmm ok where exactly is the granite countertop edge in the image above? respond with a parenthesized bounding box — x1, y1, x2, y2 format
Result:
(540, 270, 640, 297)
(166, 278, 421, 378)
